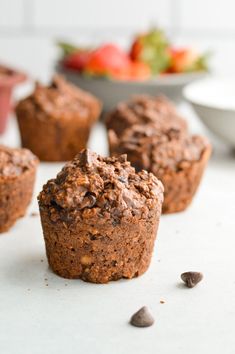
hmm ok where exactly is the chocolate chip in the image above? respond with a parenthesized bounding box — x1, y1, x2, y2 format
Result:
(117, 154, 127, 163)
(118, 176, 127, 183)
(130, 306, 154, 328)
(112, 219, 120, 227)
(181, 271, 203, 288)
(79, 193, 96, 209)
(79, 149, 96, 167)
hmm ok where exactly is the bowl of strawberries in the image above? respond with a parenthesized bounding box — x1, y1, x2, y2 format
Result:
(56, 29, 209, 111)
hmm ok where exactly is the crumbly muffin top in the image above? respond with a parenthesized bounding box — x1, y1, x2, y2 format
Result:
(106, 95, 187, 135)
(16, 75, 101, 122)
(38, 149, 163, 222)
(109, 124, 210, 174)
(0, 145, 38, 177)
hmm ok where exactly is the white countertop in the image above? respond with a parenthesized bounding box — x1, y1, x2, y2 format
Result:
(0, 105, 235, 354)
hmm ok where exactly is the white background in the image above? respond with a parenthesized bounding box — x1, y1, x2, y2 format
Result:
(1, 2, 235, 354)
(1, 0, 235, 79)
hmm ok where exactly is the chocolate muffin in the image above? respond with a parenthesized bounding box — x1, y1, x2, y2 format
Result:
(16, 75, 102, 161)
(0, 145, 38, 233)
(109, 124, 211, 214)
(38, 149, 163, 283)
(105, 95, 187, 136)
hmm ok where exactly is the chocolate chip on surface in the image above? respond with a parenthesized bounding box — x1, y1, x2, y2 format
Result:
(130, 306, 154, 328)
(181, 271, 203, 288)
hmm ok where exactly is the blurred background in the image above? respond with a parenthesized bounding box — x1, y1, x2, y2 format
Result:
(1, 0, 235, 80)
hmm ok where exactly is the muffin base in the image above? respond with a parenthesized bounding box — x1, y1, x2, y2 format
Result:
(0, 169, 36, 233)
(17, 113, 92, 162)
(161, 147, 211, 213)
(39, 206, 161, 283)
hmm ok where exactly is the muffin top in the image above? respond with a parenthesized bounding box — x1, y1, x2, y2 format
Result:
(0, 145, 38, 177)
(106, 95, 187, 135)
(109, 124, 211, 175)
(38, 149, 163, 223)
(16, 75, 101, 122)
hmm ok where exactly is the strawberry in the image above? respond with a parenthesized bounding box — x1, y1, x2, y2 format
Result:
(57, 41, 92, 71)
(111, 61, 151, 81)
(58, 41, 82, 56)
(63, 50, 91, 71)
(128, 61, 151, 81)
(130, 39, 143, 62)
(169, 48, 209, 73)
(84, 44, 131, 77)
(130, 29, 171, 75)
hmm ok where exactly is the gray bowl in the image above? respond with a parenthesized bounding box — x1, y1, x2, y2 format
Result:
(56, 64, 206, 111)
(184, 78, 235, 148)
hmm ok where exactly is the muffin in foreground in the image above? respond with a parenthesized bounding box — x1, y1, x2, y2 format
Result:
(16, 75, 102, 162)
(0, 145, 38, 233)
(38, 149, 164, 283)
(105, 95, 187, 136)
(109, 124, 211, 214)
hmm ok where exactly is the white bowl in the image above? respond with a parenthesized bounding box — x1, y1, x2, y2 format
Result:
(56, 64, 206, 111)
(183, 78, 235, 148)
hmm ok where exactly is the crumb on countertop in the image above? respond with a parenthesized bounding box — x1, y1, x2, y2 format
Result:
(30, 212, 39, 217)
